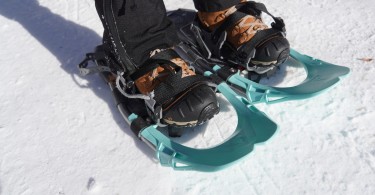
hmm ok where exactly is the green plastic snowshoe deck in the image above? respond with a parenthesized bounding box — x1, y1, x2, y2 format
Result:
(132, 81, 277, 172)
(225, 49, 350, 104)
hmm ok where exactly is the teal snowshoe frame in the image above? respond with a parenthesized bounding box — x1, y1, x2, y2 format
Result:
(222, 49, 350, 104)
(133, 80, 277, 172)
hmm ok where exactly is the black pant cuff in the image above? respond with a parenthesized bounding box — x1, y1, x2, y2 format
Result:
(193, 0, 241, 12)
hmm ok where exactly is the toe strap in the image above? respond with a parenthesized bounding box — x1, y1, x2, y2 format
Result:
(153, 71, 210, 106)
(129, 49, 212, 107)
(211, 1, 286, 44)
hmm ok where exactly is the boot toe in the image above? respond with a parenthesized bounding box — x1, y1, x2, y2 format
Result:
(252, 36, 290, 66)
(162, 85, 219, 127)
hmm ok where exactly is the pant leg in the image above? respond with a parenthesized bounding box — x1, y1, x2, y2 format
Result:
(95, 0, 179, 65)
(193, 0, 241, 12)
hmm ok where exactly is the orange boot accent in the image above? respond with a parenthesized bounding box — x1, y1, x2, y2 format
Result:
(197, 0, 268, 48)
(134, 51, 195, 95)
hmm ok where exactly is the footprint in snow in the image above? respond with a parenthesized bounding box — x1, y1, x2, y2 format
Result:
(87, 177, 96, 191)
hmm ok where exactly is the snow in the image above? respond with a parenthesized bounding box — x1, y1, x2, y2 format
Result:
(0, 0, 374, 194)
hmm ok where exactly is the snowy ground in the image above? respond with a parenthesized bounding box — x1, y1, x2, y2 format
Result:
(0, 0, 374, 194)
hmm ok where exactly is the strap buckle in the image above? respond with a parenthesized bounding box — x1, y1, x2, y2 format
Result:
(271, 17, 286, 32)
(78, 52, 111, 76)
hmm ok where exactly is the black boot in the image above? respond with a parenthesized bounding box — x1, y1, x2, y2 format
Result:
(95, 0, 219, 127)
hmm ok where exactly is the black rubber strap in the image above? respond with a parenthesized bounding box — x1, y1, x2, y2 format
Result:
(129, 49, 181, 81)
(129, 59, 179, 81)
(153, 71, 209, 105)
(146, 51, 209, 105)
(129, 48, 210, 106)
(212, 11, 248, 42)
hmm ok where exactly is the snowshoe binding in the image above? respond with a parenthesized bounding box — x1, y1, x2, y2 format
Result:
(167, 1, 350, 104)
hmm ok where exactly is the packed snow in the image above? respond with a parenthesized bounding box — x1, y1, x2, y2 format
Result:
(0, 0, 374, 194)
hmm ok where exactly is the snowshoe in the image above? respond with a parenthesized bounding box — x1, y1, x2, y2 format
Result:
(78, 44, 277, 172)
(167, 4, 350, 104)
(77, 0, 277, 172)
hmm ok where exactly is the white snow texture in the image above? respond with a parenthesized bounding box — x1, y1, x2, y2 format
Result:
(0, 0, 374, 194)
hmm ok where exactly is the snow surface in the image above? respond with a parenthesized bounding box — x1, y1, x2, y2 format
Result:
(0, 0, 374, 194)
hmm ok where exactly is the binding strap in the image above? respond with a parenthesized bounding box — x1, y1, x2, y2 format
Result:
(211, 1, 285, 44)
(129, 49, 180, 81)
(153, 70, 208, 105)
(129, 49, 210, 107)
